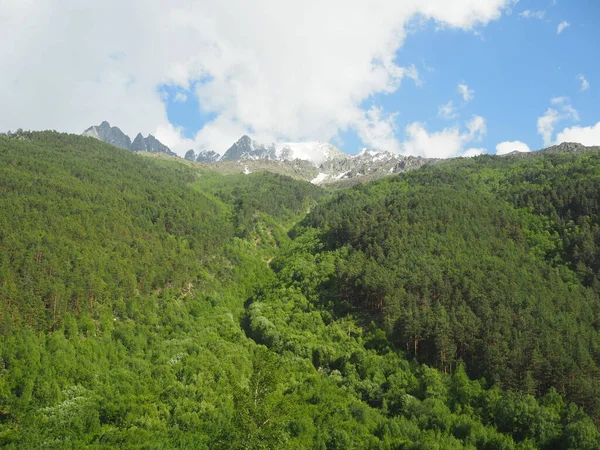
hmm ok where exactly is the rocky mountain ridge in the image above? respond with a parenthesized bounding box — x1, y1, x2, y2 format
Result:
(82, 121, 599, 186)
(82, 121, 177, 157)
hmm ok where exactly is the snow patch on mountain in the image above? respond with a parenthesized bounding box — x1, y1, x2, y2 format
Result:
(275, 142, 344, 166)
(311, 172, 329, 184)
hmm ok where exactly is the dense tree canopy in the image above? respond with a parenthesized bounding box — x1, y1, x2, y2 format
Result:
(0, 132, 599, 448)
(290, 151, 600, 420)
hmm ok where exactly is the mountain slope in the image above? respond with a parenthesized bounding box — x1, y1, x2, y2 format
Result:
(283, 150, 600, 419)
(0, 130, 233, 331)
(0, 131, 599, 449)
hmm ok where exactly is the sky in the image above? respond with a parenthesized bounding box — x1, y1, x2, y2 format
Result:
(1, 0, 598, 158)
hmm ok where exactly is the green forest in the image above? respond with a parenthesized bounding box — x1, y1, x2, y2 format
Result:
(1, 131, 600, 449)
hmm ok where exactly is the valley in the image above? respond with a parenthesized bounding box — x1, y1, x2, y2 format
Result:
(0, 130, 599, 449)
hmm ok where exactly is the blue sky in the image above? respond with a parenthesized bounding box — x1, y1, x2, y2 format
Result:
(2, 0, 598, 158)
(159, 0, 599, 156)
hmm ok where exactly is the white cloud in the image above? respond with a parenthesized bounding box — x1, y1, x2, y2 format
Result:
(173, 92, 188, 103)
(463, 148, 485, 157)
(355, 106, 401, 153)
(457, 83, 475, 102)
(537, 97, 579, 146)
(0, 0, 515, 156)
(519, 10, 545, 19)
(400, 115, 487, 158)
(555, 122, 600, 146)
(561, 104, 579, 122)
(155, 123, 195, 152)
(466, 115, 487, 139)
(557, 21, 570, 34)
(577, 74, 590, 91)
(538, 109, 560, 146)
(404, 64, 423, 87)
(551, 96, 568, 105)
(438, 101, 458, 120)
(495, 140, 531, 155)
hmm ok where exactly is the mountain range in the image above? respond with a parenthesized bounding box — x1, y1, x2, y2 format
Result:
(81, 121, 436, 185)
(82, 121, 599, 186)
(82, 121, 178, 157)
(3, 130, 600, 447)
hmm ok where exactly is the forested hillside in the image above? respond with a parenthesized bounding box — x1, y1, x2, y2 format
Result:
(0, 132, 599, 449)
(289, 151, 600, 416)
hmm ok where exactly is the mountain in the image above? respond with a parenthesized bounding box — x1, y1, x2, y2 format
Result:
(499, 142, 600, 158)
(205, 136, 434, 185)
(130, 132, 178, 157)
(220, 137, 348, 166)
(80, 122, 600, 189)
(203, 136, 434, 186)
(130, 132, 147, 151)
(2, 130, 600, 448)
(82, 120, 131, 150)
(197, 135, 600, 187)
(195, 149, 220, 163)
(82, 121, 177, 157)
(184, 149, 196, 161)
(221, 135, 277, 161)
(186, 149, 221, 163)
(539, 141, 600, 155)
(141, 134, 178, 157)
(275, 141, 346, 165)
(312, 148, 434, 185)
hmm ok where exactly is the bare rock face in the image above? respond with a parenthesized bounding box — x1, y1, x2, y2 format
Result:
(221, 135, 277, 161)
(143, 135, 178, 157)
(82, 121, 131, 151)
(131, 133, 147, 152)
(83, 122, 178, 158)
(82, 123, 600, 187)
(540, 142, 595, 154)
(195, 150, 221, 163)
(210, 135, 437, 185)
(184, 149, 196, 161)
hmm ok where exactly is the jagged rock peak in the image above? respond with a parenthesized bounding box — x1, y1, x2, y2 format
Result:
(131, 133, 147, 152)
(82, 121, 132, 151)
(196, 150, 220, 163)
(542, 142, 588, 154)
(82, 123, 179, 158)
(145, 135, 167, 153)
(184, 149, 196, 161)
(221, 135, 276, 161)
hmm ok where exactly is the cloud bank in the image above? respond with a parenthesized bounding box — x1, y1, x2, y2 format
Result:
(495, 140, 531, 155)
(0, 0, 515, 156)
(555, 122, 600, 147)
(537, 97, 579, 146)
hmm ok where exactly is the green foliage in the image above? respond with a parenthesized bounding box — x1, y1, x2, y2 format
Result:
(288, 152, 600, 421)
(1, 132, 600, 448)
(0, 131, 233, 330)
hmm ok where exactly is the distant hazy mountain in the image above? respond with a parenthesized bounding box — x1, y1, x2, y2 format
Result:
(82, 121, 131, 150)
(212, 135, 434, 185)
(131, 133, 178, 157)
(82, 122, 598, 188)
(184, 150, 196, 161)
(196, 150, 221, 163)
(82, 122, 177, 157)
(220, 135, 277, 161)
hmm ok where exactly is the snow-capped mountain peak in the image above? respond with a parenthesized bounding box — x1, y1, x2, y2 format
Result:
(220, 135, 277, 161)
(274, 142, 346, 166)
